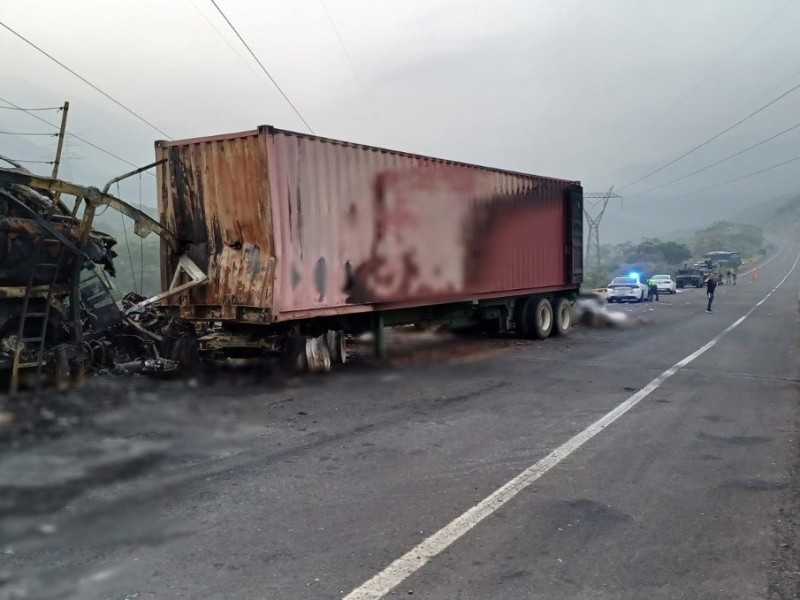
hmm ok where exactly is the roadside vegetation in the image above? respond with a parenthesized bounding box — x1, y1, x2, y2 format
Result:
(585, 221, 769, 289)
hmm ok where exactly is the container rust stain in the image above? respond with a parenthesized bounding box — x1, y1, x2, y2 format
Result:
(157, 127, 581, 324)
(157, 131, 275, 321)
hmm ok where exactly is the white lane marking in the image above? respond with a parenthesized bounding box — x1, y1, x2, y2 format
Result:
(342, 246, 800, 600)
(742, 248, 785, 284)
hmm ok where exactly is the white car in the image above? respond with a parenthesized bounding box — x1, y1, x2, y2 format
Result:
(652, 274, 677, 294)
(606, 275, 648, 303)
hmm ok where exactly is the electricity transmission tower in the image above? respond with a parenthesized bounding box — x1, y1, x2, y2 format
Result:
(584, 187, 622, 272)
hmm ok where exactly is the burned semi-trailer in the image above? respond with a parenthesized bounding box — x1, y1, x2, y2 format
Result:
(156, 126, 583, 368)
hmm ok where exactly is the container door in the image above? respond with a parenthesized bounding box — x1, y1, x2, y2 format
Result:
(567, 184, 583, 285)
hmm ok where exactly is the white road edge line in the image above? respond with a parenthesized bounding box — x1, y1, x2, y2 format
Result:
(743, 247, 785, 280)
(342, 245, 800, 600)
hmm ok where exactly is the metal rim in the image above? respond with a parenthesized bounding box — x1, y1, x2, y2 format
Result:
(539, 304, 552, 332)
(558, 302, 571, 330)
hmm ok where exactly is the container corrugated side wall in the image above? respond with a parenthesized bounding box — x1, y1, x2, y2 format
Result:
(265, 129, 579, 321)
(157, 127, 580, 324)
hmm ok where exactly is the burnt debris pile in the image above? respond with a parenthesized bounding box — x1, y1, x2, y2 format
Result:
(0, 164, 205, 394)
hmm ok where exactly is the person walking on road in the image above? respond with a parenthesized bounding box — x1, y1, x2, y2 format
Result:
(706, 273, 717, 313)
(726, 269, 732, 285)
(733, 271, 737, 285)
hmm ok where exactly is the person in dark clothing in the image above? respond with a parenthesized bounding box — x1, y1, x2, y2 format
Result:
(706, 273, 717, 313)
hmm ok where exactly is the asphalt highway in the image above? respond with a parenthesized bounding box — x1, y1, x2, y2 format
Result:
(2, 243, 799, 600)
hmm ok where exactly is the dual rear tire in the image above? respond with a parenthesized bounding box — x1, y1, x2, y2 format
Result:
(514, 297, 571, 339)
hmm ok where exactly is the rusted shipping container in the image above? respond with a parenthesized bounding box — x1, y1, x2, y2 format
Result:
(156, 126, 583, 324)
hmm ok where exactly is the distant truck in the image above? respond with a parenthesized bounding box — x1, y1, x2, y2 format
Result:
(675, 268, 704, 288)
(693, 260, 725, 285)
(705, 251, 742, 270)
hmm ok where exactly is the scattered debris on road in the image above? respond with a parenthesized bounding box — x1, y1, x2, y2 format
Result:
(573, 294, 653, 328)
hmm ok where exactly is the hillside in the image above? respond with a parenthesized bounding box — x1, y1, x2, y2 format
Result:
(764, 195, 800, 234)
(92, 211, 161, 298)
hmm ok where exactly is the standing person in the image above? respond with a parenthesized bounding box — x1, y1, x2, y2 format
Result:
(733, 270, 737, 285)
(646, 277, 659, 302)
(726, 269, 732, 285)
(706, 273, 717, 313)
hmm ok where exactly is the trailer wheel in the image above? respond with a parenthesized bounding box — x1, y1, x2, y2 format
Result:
(513, 297, 534, 337)
(552, 298, 571, 336)
(527, 298, 553, 340)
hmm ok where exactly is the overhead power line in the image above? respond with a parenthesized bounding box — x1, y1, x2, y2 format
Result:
(318, 0, 382, 130)
(628, 154, 800, 210)
(0, 131, 59, 136)
(0, 96, 152, 175)
(618, 79, 800, 192)
(188, 0, 271, 87)
(0, 104, 62, 111)
(4, 159, 55, 164)
(0, 20, 172, 139)
(626, 121, 800, 200)
(648, 0, 792, 126)
(208, 0, 315, 134)
(719, 65, 800, 129)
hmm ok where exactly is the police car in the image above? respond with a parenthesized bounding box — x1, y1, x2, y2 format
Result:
(606, 273, 648, 303)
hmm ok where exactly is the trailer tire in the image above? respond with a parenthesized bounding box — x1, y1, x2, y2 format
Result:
(527, 298, 553, 340)
(283, 337, 307, 372)
(513, 297, 534, 337)
(552, 298, 571, 336)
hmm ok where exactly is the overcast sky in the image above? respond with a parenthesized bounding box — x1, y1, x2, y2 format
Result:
(2, 0, 799, 242)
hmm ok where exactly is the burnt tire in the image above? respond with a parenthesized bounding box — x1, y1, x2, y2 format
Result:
(513, 297, 534, 337)
(526, 298, 553, 340)
(552, 298, 571, 336)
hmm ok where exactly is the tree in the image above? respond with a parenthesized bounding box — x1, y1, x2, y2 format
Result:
(626, 238, 691, 266)
(692, 221, 764, 258)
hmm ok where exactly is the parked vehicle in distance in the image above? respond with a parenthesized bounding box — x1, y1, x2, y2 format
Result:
(607, 274, 648, 303)
(695, 260, 725, 285)
(651, 274, 677, 294)
(705, 251, 742, 270)
(675, 268, 704, 288)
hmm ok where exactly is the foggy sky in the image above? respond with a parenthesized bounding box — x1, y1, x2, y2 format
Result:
(1, 0, 798, 243)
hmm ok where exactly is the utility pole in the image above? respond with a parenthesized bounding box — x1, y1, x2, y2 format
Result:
(50, 100, 69, 202)
(584, 186, 622, 273)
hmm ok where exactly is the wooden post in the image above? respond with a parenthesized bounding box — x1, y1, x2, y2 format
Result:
(50, 101, 69, 187)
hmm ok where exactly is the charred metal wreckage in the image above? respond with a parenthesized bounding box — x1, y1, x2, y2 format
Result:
(0, 161, 206, 393)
